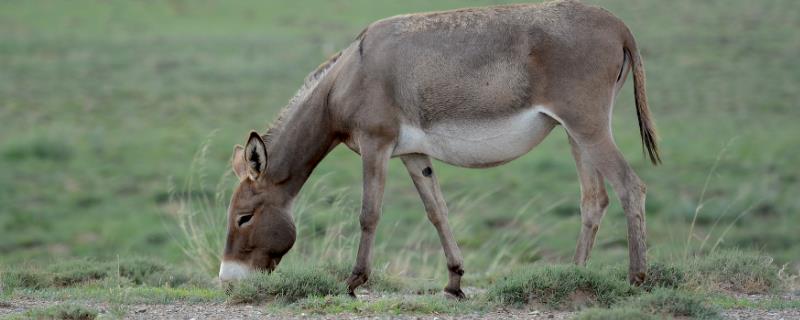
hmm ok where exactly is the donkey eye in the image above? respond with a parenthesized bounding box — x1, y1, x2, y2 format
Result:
(237, 214, 253, 227)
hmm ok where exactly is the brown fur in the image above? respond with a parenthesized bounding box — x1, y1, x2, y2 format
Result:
(220, 0, 659, 295)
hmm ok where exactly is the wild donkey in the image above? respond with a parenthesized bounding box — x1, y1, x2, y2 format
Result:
(219, 0, 660, 298)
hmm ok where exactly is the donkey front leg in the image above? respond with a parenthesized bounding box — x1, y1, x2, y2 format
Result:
(346, 138, 392, 296)
(401, 154, 466, 299)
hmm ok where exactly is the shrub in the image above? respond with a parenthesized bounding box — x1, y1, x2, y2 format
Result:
(487, 265, 635, 309)
(227, 266, 345, 303)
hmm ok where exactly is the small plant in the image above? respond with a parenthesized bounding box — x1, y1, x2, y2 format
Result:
(227, 266, 345, 303)
(487, 264, 635, 309)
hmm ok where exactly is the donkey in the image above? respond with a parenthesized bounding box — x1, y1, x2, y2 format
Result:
(219, 0, 660, 298)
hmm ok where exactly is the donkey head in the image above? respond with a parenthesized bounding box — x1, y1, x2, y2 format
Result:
(218, 131, 296, 282)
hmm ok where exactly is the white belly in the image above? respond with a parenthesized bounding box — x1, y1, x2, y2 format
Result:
(394, 108, 557, 168)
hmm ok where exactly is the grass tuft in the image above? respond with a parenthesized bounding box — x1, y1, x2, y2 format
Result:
(487, 264, 635, 309)
(624, 288, 721, 319)
(1, 270, 52, 292)
(227, 266, 345, 304)
(604, 262, 688, 291)
(689, 250, 780, 293)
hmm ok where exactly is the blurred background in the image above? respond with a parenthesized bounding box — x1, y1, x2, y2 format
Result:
(1, 0, 798, 282)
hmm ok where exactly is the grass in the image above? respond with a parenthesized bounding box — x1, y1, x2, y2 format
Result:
(574, 307, 660, 320)
(226, 266, 345, 304)
(623, 288, 721, 319)
(1, 257, 209, 294)
(687, 250, 781, 294)
(289, 294, 487, 315)
(487, 265, 635, 308)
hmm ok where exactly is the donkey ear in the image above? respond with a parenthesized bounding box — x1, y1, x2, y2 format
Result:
(231, 145, 247, 180)
(244, 131, 267, 180)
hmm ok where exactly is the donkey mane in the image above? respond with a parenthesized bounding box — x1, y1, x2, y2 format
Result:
(262, 50, 343, 146)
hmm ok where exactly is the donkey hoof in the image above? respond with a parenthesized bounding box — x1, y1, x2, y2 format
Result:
(346, 273, 369, 294)
(444, 287, 467, 300)
(629, 271, 647, 286)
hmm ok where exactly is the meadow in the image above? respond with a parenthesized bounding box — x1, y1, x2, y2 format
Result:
(1, 0, 799, 318)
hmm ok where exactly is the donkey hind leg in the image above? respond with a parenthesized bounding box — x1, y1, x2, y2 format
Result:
(568, 135, 610, 266)
(346, 138, 393, 296)
(401, 154, 466, 299)
(569, 129, 648, 285)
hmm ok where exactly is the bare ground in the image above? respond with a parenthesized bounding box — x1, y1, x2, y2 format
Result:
(1, 293, 798, 319)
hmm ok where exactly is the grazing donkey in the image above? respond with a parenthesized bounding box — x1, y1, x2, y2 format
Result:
(219, 0, 660, 298)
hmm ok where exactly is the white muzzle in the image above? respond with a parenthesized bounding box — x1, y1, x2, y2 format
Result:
(218, 260, 253, 282)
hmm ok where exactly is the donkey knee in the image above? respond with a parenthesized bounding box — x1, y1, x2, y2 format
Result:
(580, 192, 609, 229)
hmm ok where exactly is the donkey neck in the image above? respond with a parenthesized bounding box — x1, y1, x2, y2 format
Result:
(264, 80, 337, 198)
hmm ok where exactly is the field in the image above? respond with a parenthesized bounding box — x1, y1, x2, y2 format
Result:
(1, 0, 799, 319)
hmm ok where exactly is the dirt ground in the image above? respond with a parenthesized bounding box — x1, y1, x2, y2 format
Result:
(1, 294, 798, 319)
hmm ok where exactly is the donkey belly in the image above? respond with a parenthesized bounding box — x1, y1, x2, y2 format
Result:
(394, 108, 557, 168)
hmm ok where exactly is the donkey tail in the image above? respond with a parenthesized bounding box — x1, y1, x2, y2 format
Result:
(623, 29, 661, 165)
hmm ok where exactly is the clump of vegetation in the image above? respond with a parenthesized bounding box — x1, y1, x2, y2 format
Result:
(7, 303, 98, 320)
(688, 250, 780, 293)
(487, 264, 635, 309)
(0, 257, 205, 293)
(227, 266, 345, 304)
(1, 270, 52, 293)
(574, 307, 659, 320)
(624, 288, 720, 319)
(47, 260, 108, 287)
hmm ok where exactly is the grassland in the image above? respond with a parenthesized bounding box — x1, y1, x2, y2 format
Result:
(1, 0, 799, 318)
